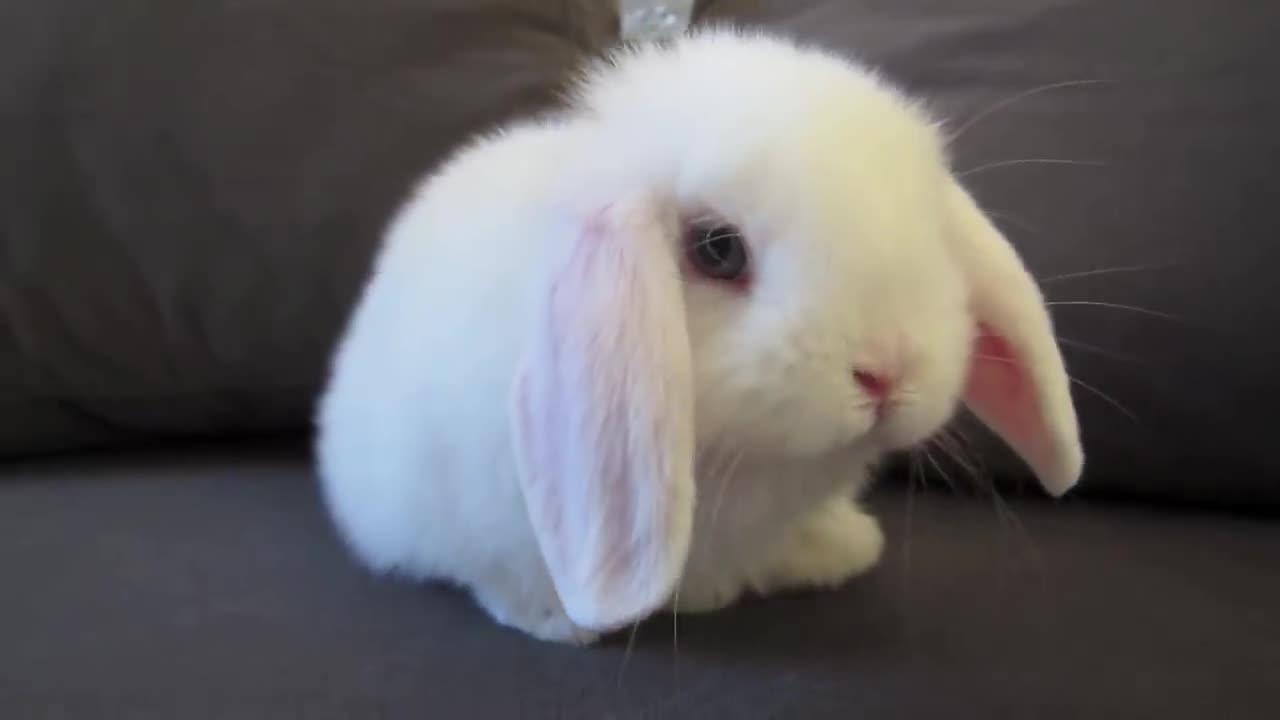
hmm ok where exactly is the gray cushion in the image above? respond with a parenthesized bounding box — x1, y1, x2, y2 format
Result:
(698, 0, 1280, 510)
(2, 450, 1276, 717)
(0, 0, 616, 456)
(4, 1, 1278, 510)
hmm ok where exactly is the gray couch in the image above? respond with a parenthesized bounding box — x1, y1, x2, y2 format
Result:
(3, 1, 1278, 717)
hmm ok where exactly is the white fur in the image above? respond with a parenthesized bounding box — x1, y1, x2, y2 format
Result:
(315, 28, 1081, 644)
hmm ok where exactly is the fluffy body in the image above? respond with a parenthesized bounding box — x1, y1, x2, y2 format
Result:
(315, 29, 1079, 643)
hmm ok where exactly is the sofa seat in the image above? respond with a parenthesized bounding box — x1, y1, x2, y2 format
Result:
(3, 447, 1275, 718)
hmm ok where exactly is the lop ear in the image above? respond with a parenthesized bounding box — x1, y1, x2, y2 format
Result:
(511, 195, 696, 632)
(946, 181, 1084, 496)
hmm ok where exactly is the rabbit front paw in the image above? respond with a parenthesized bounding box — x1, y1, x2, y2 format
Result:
(750, 497, 884, 594)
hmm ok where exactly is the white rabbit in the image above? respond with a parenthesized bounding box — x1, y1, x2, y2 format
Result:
(314, 28, 1083, 645)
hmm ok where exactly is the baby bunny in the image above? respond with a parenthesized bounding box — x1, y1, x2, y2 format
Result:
(315, 28, 1083, 644)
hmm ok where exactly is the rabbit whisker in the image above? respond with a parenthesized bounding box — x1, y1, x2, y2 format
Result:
(921, 447, 957, 492)
(934, 427, 983, 485)
(1056, 336, 1148, 365)
(971, 354, 1140, 423)
(1045, 300, 1183, 322)
(697, 227, 743, 245)
(1068, 375, 1140, 423)
(617, 619, 643, 687)
(958, 158, 1106, 178)
(923, 449, 959, 497)
(925, 440, 1049, 592)
(707, 446, 744, 533)
(670, 583, 681, 684)
(946, 79, 1111, 143)
(984, 209, 1041, 236)
(925, 445, 1035, 574)
(1039, 261, 1181, 285)
(985, 474, 1047, 583)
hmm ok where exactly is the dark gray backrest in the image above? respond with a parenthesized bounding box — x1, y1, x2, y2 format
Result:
(3, 0, 1276, 511)
(0, 1, 616, 455)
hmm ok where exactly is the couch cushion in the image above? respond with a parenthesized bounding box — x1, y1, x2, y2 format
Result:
(4, 1, 1278, 511)
(695, 0, 1280, 511)
(1, 449, 1276, 717)
(0, 0, 615, 457)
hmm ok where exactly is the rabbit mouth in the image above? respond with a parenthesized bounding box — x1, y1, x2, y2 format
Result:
(864, 401, 955, 455)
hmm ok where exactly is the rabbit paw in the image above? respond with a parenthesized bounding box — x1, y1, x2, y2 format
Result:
(472, 586, 600, 646)
(750, 497, 884, 594)
(667, 577, 746, 615)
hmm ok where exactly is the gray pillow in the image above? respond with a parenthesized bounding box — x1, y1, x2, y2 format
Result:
(697, 0, 1280, 510)
(0, 0, 617, 456)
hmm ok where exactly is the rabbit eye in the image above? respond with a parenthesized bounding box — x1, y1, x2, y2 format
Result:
(686, 223, 749, 281)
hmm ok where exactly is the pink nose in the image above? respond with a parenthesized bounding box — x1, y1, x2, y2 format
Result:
(852, 369, 893, 400)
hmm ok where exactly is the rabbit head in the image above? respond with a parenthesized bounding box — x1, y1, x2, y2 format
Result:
(510, 30, 1083, 631)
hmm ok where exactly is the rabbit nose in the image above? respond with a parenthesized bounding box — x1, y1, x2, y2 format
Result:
(852, 368, 893, 401)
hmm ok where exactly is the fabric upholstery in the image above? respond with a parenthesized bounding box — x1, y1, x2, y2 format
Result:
(1, 450, 1276, 717)
(3, 1, 1277, 510)
(0, 0, 616, 456)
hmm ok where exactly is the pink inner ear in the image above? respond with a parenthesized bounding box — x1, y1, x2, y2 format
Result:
(511, 197, 696, 633)
(963, 323, 1057, 481)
